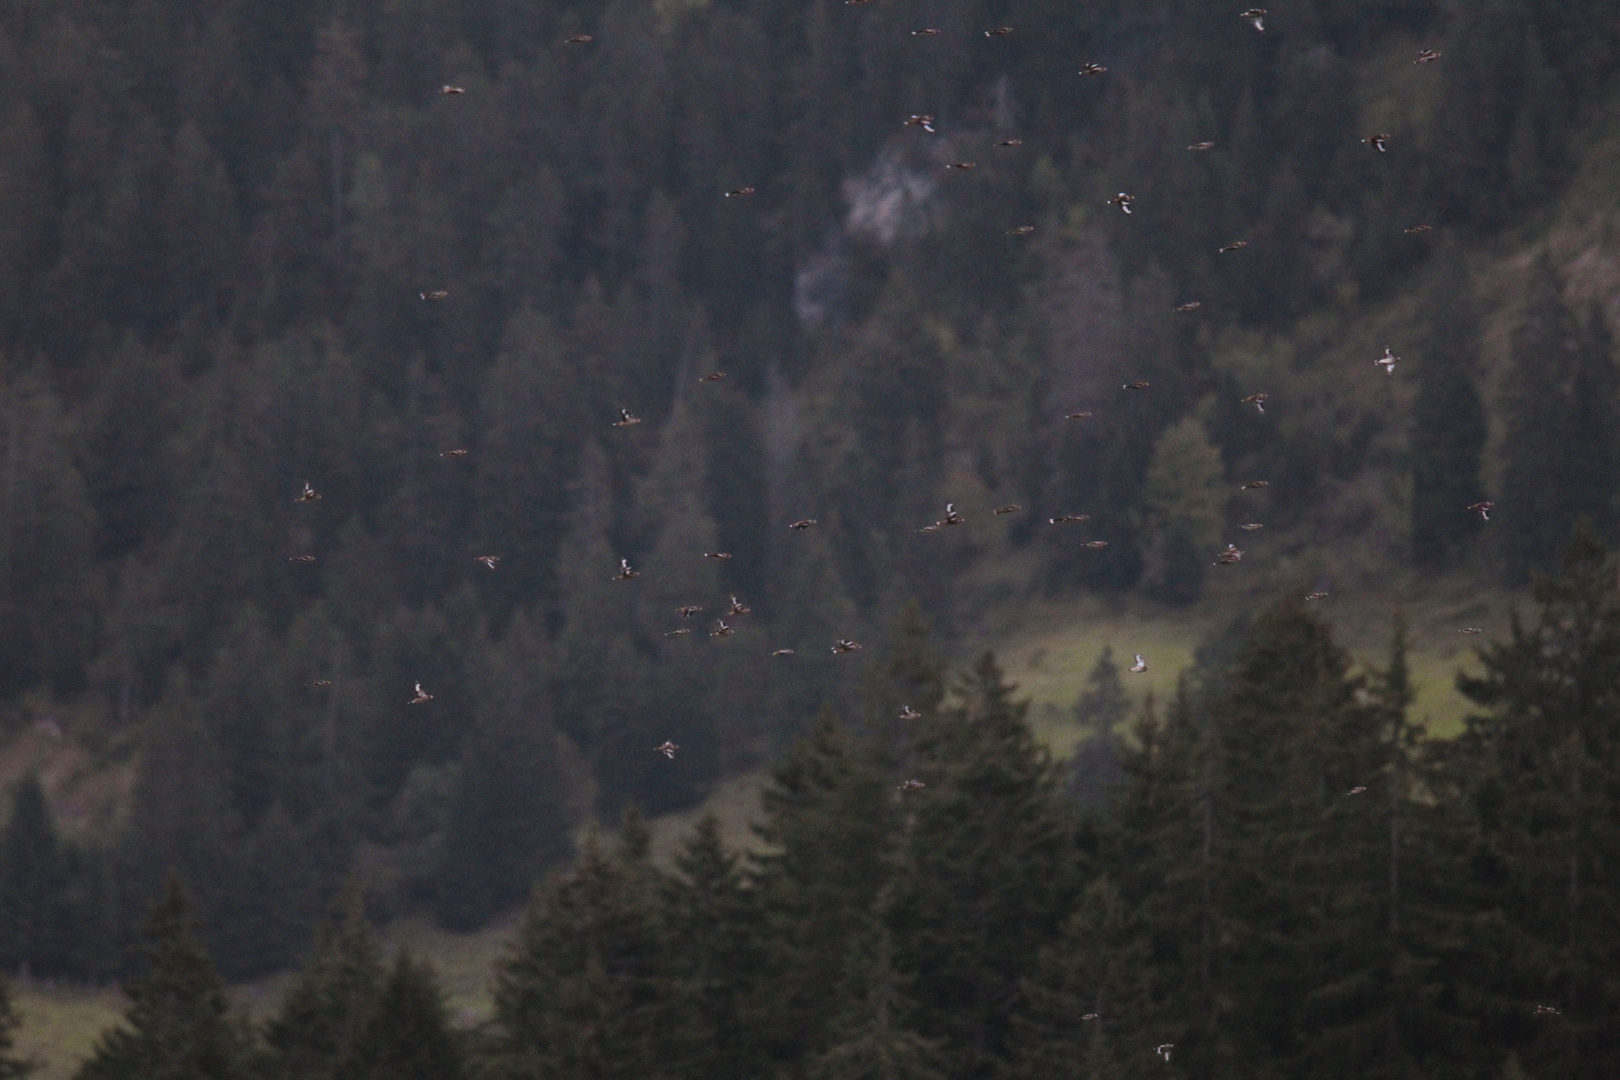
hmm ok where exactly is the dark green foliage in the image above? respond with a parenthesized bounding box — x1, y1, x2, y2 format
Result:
(0, 975, 30, 1080)
(0, 775, 71, 975)
(1069, 647, 1130, 807)
(338, 953, 464, 1080)
(263, 882, 384, 1080)
(75, 878, 249, 1080)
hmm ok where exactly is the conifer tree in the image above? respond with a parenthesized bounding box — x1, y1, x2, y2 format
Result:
(0, 975, 28, 1080)
(1139, 416, 1225, 605)
(1070, 647, 1130, 807)
(76, 877, 249, 1080)
(887, 653, 1081, 1080)
(0, 773, 70, 975)
(810, 920, 941, 1080)
(263, 881, 385, 1080)
(338, 953, 464, 1080)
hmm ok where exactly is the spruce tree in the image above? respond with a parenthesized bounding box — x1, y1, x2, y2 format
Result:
(1139, 416, 1226, 605)
(263, 881, 385, 1080)
(75, 877, 248, 1080)
(0, 974, 30, 1080)
(1070, 647, 1130, 807)
(338, 953, 464, 1080)
(810, 920, 941, 1080)
(886, 653, 1082, 1080)
(0, 773, 70, 975)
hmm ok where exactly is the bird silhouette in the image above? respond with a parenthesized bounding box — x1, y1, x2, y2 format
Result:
(1469, 501, 1494, 521)
(725, 186, 755, 198)
(1129, 654, 1148, 673)
(476, 555, 500, 570)
(1108, 192, 1136, 214)
(1219, 240, 1249, 253)
(289, 554, 316, 563)
(656, 741, 679, 759)
(1415, 48, 1441, 64)
(1376, 347, 1399, 375)
(1240, 7, 1266, 31)
(1215, 544, 1244, 565)
(906, 114, 937, 132)
(296, 482, 321, 503)
(420, 290, 449, 301)
(614, 408, 642, 427)
(441, 85, 465, 95)
(1242, 480, 1270, 490)
(1240, 523, 1265, 531)
(1363, 132, 1390, 153)
(790, 518, 818, 530)
(1079, 62, 1108, 76)
(1241, 392, 1269, 413)
(409, 683, 434, 705)
(899, 779, 927, 791)
(832, 639, 863, 654)
(1187, 141, 1216, 152)
(614, 558, 639, 581)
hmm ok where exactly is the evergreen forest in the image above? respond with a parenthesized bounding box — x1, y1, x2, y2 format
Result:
(4, 0, 1620, 1075)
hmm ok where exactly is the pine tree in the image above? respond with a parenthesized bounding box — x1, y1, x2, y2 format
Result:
(338, 953, 465, 1080)
(0, 773, 70, 975)
(75, 877, 249, 1080)
(810, 920, 942, 1080)
(1070, 647, 1130, 807)
(1410, 248, 1488, 569)
(0, 974, 30, 1080)
(887, 653, 1082, 1080)
(263, 881, 385, 1080)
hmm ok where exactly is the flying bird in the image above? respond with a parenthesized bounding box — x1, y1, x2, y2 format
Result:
(1187, 141, 1216, 151)
(565, 34, 595, 44)
(700, 371, 727, 382)
(1364, 132, 1391, 153)
(994, 504, 1023, 515)
(475, 555, 500, 570)
(1175, 301, 1203, 312)
(440, 85, 465, 95)
(1124, 381, 1151, 390)
(1219, 240, 1249, 253)
(1081, 1013, 1100, 1022)
(727, 595, 752, 617)
(1108, 192, 1136, 214)
(1065, 410, 1094, 420)
(312, 679, 332, 688)
(711, 620, 735, 638)
(665, 628, 692, 637)
(832, 639, 864, 654)
(1079, 62, 1108, 76)
(1347, 786, 1367, 795)
(1469, 501, 1494, 521)
(899, 705, 922, 721)
(678, 605, 703, 618)
(1376, 347, 1399, 375)
(1405, 224, 1433, 234)
(1240, 523, 1265, 531)
(906, 114, 937, 132)
(899, 779, 927, 791)
(1240, 7, 1266, 31)
(656, 741, 679, 759)
(1084, 540, 1110, 549)
(1215, 544, 1244, 565)
(912, 28, 941, 37)
(1415, 48, 1441, 64)
(1459, 627, 1483, 635)
(1242, 480, 1270, 490)
(997, 138, 1024, 147)
(1129, 654, 1148, 673)
(296, 481, 321, 503)
(947, 161, 977, 171)
(1242, 392, 1269, 413)
(772, 648, 796, 656)
(920, 523, 942, 534)
(420, 290, 449, 300)
(614, 408, 642, 427)
(1009, 225, 1036, 235)
(1156, 1045, 1175, 1063)
(289, 554, 316, 563)
(984, 26, 1013, 36)
(790, 518, 818, 530)
(704, 551, 733, 560)
(440, 448, 469, 457)
(940, 503, 964, 526)
(1534, 1005, 1559, 1015)
(408, 683, 433, 705)
(1050, 514, 1091, 525)
(1307, 592, 1329, 601)
(725, 186, 755, 198)
(614, 558, 639, 581)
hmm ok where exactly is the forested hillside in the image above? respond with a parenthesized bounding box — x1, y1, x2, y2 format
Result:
(3, 0, 1620, 990)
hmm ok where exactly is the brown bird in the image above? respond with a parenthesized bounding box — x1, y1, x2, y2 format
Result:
(1459, 627, 1483, 635)
(704, 551, 733, 560)
(1123, 381, 1151, 390)
(1129, 654, 1148, 673)
(1219, 240, 1249, 253)
(985, 26, 1013, 36)
(994, 504, 1023, 515)
(1242, 392, 1269, 413)
(1414, 48, 1441, 64)
(1175, 301, 1203, 312)
(727, 595, 751, 617)
(614, 558, 639, 581)
(440, 448, 469, 458)
(441, 85, 465, 95)
(1050, 514, 1091, 525)
(1469, 501, 1494, 521)
(476, 555, 500, 570)
(296, 481, 321, 503)
(678, 605, 703, 618)
(1215, 544, 1244, 565)
(1066, 411, 1094, 420)
(899, 705, 922, 721)
(1008, 225, 1035, 236)
(1405, 224, 1433, 235)
(947, 161, 977, 171)
(1240, 523, 1265, 531)
(409, 682, 434, 706)
(1079, 62, 1108, 76)
(997, 138, 1024, 147)
(1107, 191, 1136, 214)
(1187, 140, 1216, 152)
(1363, 132, 1391, 153)
(1240, 7, 1266, 31)
(711, 620, 735, 638)
(313, 679, 332, 688)
(832, 639, 863, 654)
(906, 114, 937, 133)
(614, 408, 642, 427)
(1347, 786, 1367, 796)
(1376, 347, 1399, 375)
(1084, 540, 1110, 549)
(1307, 591, 1329, 601)
(772, 648, 796, 656)
(940, 502, 964, 526)
(725, 186, 755, 198)
(790, 518, 818, 530)
(899, 779, 927, 791)
(912, 28, 942, 37)
(656, 741, 679, 759)
(420, 289, 449, 300)
(665, 628, 692, 637)
(565, 34, 595, 44)
(1242, 480, 1270, 490)
(289, 554, 316, 563)
(700, 371, 727, 381)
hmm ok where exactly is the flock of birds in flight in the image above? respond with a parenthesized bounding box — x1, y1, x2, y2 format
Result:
(284, 8, 1541, 1037)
